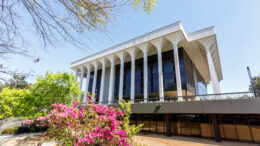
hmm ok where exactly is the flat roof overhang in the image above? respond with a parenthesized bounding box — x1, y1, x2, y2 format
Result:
(113, 99, 260, 114)
(71, 21, 223, 82)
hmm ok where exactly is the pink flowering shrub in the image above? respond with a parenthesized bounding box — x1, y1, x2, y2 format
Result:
(33, 95, 141, 145)
(25, 119, 34, 125)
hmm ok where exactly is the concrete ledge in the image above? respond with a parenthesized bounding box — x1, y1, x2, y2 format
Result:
(129, 98, 260, 114)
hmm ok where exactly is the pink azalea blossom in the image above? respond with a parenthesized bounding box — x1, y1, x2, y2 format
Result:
(25, 119, 34, 125)
(33, 96, 131, 145)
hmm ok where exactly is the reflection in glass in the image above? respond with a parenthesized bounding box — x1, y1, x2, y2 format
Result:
(114, 65, 120, 101)
(88, 72, 94, 93)
(123, 62, 131, 100)
(95, 70, 102, 102)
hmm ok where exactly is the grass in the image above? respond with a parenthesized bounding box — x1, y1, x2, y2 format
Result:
(1, 126, 20, 135)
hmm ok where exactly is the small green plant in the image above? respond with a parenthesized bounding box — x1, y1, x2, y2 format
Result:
(1, 126, 19, 135)
(118, 99, 143, 143)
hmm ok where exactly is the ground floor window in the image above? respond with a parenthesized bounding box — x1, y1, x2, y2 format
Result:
(131, 114, 260, 143)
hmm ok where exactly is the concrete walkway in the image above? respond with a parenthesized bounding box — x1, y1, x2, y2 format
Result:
(133, 134, 258, 146)
(0, 133, 257, 146)
(0, 132, 42, 140)
(0, 133, 43, 146)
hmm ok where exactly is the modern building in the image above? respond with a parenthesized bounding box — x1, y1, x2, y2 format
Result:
(71, 22, 260, 143)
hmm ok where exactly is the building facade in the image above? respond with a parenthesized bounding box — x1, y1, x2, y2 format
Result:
(71, 22, 260, 143)
(71, 21, 222, 104)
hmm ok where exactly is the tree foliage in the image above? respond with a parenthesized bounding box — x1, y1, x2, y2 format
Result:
(250, 76, 260, 97)
(0, 74, 31, 90)
(0, 88, 31, 119)
(30, 72, 82, 115)
(0, 72, 82, 119)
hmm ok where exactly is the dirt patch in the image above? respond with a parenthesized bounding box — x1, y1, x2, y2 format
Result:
(0, 135, 50, 146)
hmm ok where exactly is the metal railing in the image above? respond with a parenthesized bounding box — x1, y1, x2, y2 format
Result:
(91, 91, 256, 105)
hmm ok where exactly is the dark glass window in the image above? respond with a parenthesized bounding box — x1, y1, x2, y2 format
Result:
(162, 50, 176, 91)
(135, 58, 143, 99)
(183, 50, 195, 95)
(147, 54, 159, 97)
(123, 62, 131, 100)
(118, 47, 191, 99)
(195, 67, 207, 95)
(234, 115, 249, 125)
(198, 82, 207, 95)
(198, 114, 210, 123)
(222, 114, 235, 124)
(114, 65, 120, 100)
(88, 72, 94, 93)
(95, 70, 102, 101)
(248, 115, 260, 126)
(152, 65, 159, 92)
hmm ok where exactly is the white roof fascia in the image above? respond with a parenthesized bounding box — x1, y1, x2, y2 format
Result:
(71, 22, 217, 69)
(187, 26, 216, 42)
(70, 21, 182, 68)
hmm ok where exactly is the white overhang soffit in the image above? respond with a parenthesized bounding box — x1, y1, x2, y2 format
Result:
(71, 21, 222, 80)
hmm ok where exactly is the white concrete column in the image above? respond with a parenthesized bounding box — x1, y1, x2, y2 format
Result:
(198, 39, 221, 98)
(127, 48, 136, 104)
(158, 48, 164, 102)
(206, 48, 221, 94)
(173, 43, 183, 100)
(205, 83, 208, 94)
(139, 43, 149, 103)
(165, 33, 183, 101)
(118, 52, 125, 101)
(99, 58, 106, 104)
(84, 64, 91, 103)
(79, 66, 84, 91)
(108, 55, 115, 104)
(92, 62, 98, 95)
(151, 38, 164, 102)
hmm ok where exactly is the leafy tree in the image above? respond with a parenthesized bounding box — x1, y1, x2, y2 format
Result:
(250, 76, 260, 97)
(29, 72, 82, 117)
(0, 74, 31, 90)
(0, 88, 31, 119)
(0, 72, 82, 119)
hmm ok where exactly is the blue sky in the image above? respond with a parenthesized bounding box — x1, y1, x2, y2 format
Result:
(4, 0, 260, 93)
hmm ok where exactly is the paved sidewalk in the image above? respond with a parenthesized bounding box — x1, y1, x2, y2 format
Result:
(133, 134, 258, 146)
(0, 132, 41, 140)
(0, 133, 43, 146)
(0, 133, 257, 146)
